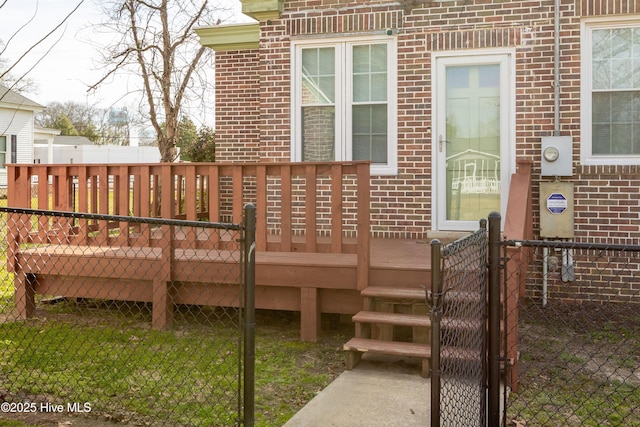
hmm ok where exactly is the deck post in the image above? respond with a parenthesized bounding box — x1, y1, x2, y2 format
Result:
(152, 224, 174, 329)
(356, 162, 370, 291)
(7, 166, 28, 208)
(152, 278, 173, 329)
(151, 166, 176, 329)
(300, 288, 320, 342)
(14, 271, 36, 319)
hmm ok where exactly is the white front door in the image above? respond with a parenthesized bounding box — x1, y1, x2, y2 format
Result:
(433, 52, 513, 231)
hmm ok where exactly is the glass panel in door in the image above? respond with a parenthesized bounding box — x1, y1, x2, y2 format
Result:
(445, 64, 501, 221)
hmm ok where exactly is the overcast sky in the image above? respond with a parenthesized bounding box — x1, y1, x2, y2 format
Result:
(1, 0, 129, 108)
(0, 0, 246, 114)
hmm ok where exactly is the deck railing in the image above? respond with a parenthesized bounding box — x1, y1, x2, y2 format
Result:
(502, 159, 534, 391)
(7, 161, 371, 287)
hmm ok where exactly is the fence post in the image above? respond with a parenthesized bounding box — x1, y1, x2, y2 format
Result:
(243, 203, 256, 427)
(430, 239, 442, 427)
(487, 212, 502, 426)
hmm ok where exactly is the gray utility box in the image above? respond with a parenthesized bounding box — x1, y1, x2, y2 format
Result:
(541, 136, 573, 177)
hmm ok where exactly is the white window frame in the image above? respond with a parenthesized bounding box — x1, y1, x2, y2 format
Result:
(291, 35, 398, 176)
(0, 135, 7, 170)
(581, 16, 640, 165)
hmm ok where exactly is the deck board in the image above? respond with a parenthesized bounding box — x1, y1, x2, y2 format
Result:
(370, 238, 431, 270)
(16, 237, 431, 287)
(257, 250, 357, 267)
(13, 237, 435, 340)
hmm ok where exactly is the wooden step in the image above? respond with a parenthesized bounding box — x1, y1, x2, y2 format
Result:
(344, 337, 431, 377)
(361, 286, 428, 301)
(352, 310, 431, 328)
(344, 337, 431, 358)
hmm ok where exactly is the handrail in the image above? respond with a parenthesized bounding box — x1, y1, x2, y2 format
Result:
(501, 158, 533, 393)
(503, 159, 533, 241)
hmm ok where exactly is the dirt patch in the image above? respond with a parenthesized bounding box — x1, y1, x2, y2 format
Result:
(0, 413, 127, 427)
(508, 302, 640, 426)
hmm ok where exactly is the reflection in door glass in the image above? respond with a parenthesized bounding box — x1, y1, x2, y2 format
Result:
(446, 64, 501, 221)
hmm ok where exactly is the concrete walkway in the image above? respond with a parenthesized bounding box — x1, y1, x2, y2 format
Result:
(283, 356, 430, 427)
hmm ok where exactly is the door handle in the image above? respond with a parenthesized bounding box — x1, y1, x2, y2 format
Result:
(438, 135, 450, 152)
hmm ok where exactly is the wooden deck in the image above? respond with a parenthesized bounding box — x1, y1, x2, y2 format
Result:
(12, 237, 431, 341)
(6, 161, 434, 341)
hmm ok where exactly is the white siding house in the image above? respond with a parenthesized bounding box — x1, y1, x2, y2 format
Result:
(33, 138, 162, 164)
(0, 84, 43, 187)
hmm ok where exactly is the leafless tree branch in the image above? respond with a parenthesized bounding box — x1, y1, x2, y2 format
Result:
(91, 0, 221, 162)
(1, 0, 86, 83)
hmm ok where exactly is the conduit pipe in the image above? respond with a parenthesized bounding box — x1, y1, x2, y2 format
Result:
(554, 0, 560, 137)
(543, 247, 548, 307)
(541, 0, 575, 306)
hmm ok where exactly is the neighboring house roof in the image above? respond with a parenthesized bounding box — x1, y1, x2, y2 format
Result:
(33, 135, 94, 146)
(0, 84, 44, 112)
(34, 127, 62, 144)
(35, 127, 62, 136)
(51, 135, 94, 146)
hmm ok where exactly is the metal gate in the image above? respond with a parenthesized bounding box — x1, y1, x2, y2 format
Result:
(501, 238, 640, 426)
(430, 218, 490, 427)
(432, 212, 640, 426)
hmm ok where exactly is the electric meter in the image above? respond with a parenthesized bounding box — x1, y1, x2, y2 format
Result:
(543, 146, 559, 162)
(541, 136, 572, 176)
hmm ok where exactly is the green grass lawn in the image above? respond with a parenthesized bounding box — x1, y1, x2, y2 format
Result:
(0, 301, 348, 427)
(0, 321, 239, 425)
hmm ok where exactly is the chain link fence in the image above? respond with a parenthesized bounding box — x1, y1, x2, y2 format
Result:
(431, 221, 488, 427)
(0, 206, 255, 426)
(504, 240, 640, 427)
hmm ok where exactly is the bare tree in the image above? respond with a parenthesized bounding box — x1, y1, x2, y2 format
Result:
(90, 0, 225, 162)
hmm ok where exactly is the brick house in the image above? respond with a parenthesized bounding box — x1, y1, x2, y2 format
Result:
(196, 0, 640, 244)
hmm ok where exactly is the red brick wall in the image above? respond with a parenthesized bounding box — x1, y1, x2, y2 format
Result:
(214, 0, 640, 244)
(574, 165, 640, 245)
(214, 50, 261, 162)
